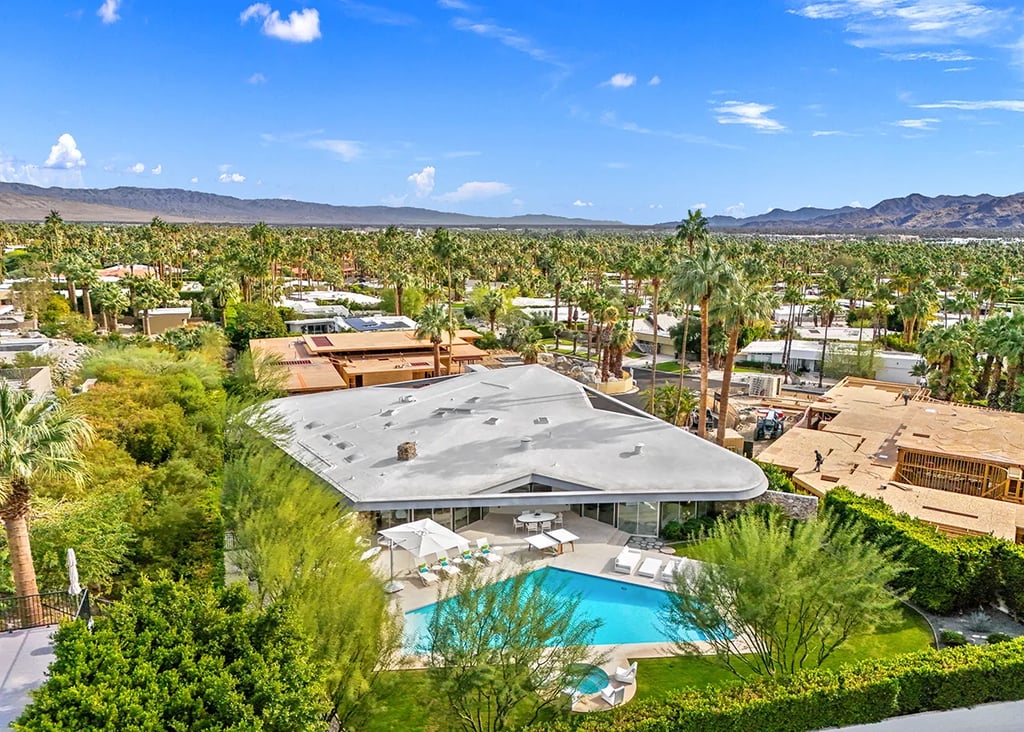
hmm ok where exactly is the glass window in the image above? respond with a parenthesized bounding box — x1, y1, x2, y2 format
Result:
(660, 501, 695, 528)
(617, 502, 659, 536)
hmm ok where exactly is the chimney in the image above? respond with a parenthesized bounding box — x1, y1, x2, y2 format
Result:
(397, 441, 417, 461)
(634, 443, 645, 455)
(520, 437, 533, 451)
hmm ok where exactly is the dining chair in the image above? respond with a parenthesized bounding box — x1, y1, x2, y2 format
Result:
(553, 512, 564, 527)
(527, 522, 540, 533)
(541, 520, 552, 530)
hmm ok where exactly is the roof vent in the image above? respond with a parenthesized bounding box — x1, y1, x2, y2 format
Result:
(304, 421, 323, 430)
(384, 421, 397, 428)
(335, 441, 353, 450)
(520, 437, 533, 451)
(466, 396, 481, 403)
(344, 452, 364, 464)
(399, 395, 417, 403)
(397, 441, 417, 461)
(381, 409, 397, 417)
(484, 416, 500, 425)
(634, 442, 645, 455)
(534, 416, 549, 425)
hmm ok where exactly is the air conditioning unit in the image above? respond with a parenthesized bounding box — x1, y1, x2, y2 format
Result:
(749, 374, 783, 398)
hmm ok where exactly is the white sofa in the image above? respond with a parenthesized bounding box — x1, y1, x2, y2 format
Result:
(614, 547, 642, 574)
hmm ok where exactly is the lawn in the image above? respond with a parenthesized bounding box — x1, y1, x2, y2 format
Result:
(655, 361, 681, 372)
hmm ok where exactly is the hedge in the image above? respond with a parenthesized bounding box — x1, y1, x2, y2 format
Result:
(822, 488, 1015, 615)
(525, 638, 1024, 732)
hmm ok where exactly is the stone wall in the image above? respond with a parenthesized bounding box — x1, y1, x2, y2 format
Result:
(750, 490, 819, 520)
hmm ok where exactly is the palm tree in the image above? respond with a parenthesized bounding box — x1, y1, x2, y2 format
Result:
(415, 303, 449, 377)
(91, 281, 129, 331)
(918, 322, 977, 402)
(518, 327, 545, 365)
(674, 209, 709, 376)
(0, 384, 93, 605)
(709, 282, 777, 445)
(480, 288, 508, 334)
(606, 319, 636, 381)
(202, 267, 242, 327)
(670, 241, 737, 438)
(641, 249, 670, 411)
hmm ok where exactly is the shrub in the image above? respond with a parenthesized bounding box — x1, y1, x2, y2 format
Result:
(474, 331, 500, 349)
(661, 520, 684, 541)
(988, 633, 1013, 645)
(756, 460, 796, 494)
(940, 630, 968, 647)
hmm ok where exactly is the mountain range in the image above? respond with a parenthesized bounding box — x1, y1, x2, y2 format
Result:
(0, 182, 619, 227)
(4, 182, 1024, 230)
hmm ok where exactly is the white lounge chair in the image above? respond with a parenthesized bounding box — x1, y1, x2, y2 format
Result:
(614, 661, 637, 684)
(562, 687, 582, 710)
(637, 557, 662, 579)
(436, 553, 460, 577)
(661, 559, 680, 583)
(614, 547, 642, 574)
(475, 538, 503, 564)
(416, 564, 439, 586)
(599, 683, 625, 707)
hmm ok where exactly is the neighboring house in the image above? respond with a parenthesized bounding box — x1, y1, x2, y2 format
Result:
(251, 328, 487, 394)
(631, 313, 680, 356)
(0, 366, 53, 398)
(758, 377, 1024, 542)
(139, 306, 191, 335)
(284, 315, 417, 335)
(261, 365, 767, 537)
(0, 338, 50, 361)
(740, 339, 923, 384)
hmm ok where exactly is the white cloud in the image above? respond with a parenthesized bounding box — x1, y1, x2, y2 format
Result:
(573, 199, 593, 207)
(602, 72, 636, 88)
(190, 176, 199, 183)
(714, 101, 785, 132)
(451, 17, 565, 68)
(97, 0, 121, 24)
(648, 75, 661, 86)
(893, 117, 941, 129)
(790, 1, 1012, 49)
(407, 165, 436, 197)
(44, 133, 86, 169)
(247, 72, 267, 84)
(240, 3, 321, 43)
(1, 152, 84, 187)
(812, 129, 858, 136)
(690, 202, 707, 211)
(849, 200, 864, 207)
(917, 99, 1024, 112)
(151, 164, 162, 175)
(437, 181, 511, 202)
(129, 162, 145, 174)
(308, 139, 362, 161)
(883, 50, 979, 62)
(648, 203, 663, 209)
(511, 197, 524, 207)
(724, 202, 745, 217)
(219, 172, 246, 183)
(944, 66, 974, 72)
(438, 0, 471, 9)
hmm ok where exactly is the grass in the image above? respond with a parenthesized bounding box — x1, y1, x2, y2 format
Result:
(655, 361, 681, 372)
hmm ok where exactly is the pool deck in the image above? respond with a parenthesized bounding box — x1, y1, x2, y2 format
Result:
(375, 511, 727, 712)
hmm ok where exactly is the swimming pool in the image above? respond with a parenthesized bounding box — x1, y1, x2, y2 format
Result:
(403, 567, 706, 650)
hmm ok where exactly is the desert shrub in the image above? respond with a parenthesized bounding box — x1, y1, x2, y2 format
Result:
(988, 633, 1013, 645)
(940, 630, 968, 647)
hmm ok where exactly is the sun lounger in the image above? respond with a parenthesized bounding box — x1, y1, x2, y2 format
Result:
(614, 661, 637, 684)
(661, 559, 680, 582)
(637, 557, 662, 578)
(416, 564, 439, 586)
(436, 554, 460, 577)
(475, 538, 503, 564)
(614, 547, 642, 574)
(599, 683, 625, 707)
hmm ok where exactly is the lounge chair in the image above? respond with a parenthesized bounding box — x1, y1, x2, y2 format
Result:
(614, 547, 642, 574)
(637, 557, 662, 579)
(461, 548, 477, 564)
(599, 683, 624, 707)
(661, 559, 680, 583)
(614, 661, 637, 684)
(562, 687, 582, 710)
(437, 554, 460, 577)
(416, 564, 439, 586)
(476, 538, 503, 564)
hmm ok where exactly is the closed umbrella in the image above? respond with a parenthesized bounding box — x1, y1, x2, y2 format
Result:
(67, 548, 82, 596)
(379, 518, 471, 593)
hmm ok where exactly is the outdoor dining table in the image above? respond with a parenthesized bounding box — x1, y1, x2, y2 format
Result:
(524, 533, 560, 554)
(518, 511, 556, 526)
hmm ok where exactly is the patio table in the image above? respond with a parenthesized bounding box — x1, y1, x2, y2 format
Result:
(545, 528, 579, 554)
(524, 533, 559, 554)
(518, 511, 556, 526)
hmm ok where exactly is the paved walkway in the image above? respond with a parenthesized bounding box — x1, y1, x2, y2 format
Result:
(0, 626, 55, 729)
(827, 700, 1024, 731)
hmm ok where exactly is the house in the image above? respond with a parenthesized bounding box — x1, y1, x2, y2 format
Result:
(740, 339, 923, 384)
(757, 377, 1024, 542)
(261, 365, 767, 537)
(631, 313, 680, 356)
(0, 366, 52, 398)
(284, 315, 417, 335)
(250, 328, 488, 394)
(140, 306, 192, 335)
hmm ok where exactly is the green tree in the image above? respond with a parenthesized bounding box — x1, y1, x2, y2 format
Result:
(643, 383, 697, 426)
(0, 384, 93, 603)
(424, 568, 603, 732)
(415, 302, 450, 376)
(225, 301, 287, 351)
(15, 578, 325, 731)
(663, 511, 901, 679)
(90, 281, 129, 331)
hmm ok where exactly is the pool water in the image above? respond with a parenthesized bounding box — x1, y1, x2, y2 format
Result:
(568, 663, 609, 694)
(403, 567, 706, 651)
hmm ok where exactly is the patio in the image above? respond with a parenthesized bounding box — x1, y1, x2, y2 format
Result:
(373, 510, 719, 712)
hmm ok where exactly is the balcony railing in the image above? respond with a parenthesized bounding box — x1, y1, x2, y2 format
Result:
(0, 589, 91, 632)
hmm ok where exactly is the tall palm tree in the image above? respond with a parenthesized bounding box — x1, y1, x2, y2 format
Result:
(670, 241, 737, 438)
(0, 384, 93, 603)
(431, 229, 463, 357)
(709, 282, 777, 445)
(606, 319, 636, 381)
(415, 303, 449, 377)
(674, 210, 710, 379)
(641, 249, 670, 411)
(91, 281, 129, 331)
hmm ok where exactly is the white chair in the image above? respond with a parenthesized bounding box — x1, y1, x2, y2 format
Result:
(541, 520, 552, 531)
(661, 559, 680, 583)
(527, 521, 540, 534)
(476, 538, 503, 564)
(562, 687, 582, 710)
(599, 683, 624, 707)
(436, 553, 460, 577)
(637, 557, 662, 579)
(416, 564, 439, 586)
(614, 547, 642, 574)
(553, 512, 564, 527)
(513, 517, 524, 533)
(614, 662, 637, 685)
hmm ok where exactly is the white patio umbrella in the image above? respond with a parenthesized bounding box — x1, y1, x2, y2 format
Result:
(67, 548, 82, 596)
(379, 518, 471, 593)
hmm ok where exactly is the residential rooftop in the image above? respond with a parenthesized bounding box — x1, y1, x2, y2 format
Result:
(263, 365, 767, 511)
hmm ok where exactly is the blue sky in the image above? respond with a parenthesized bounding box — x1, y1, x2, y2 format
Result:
(3, 1, 1024, 224)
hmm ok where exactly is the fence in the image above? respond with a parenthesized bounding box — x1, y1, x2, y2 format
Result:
(0, 589, 90, 632)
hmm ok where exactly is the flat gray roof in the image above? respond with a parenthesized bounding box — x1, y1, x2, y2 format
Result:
(264, 365, 767, 511)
